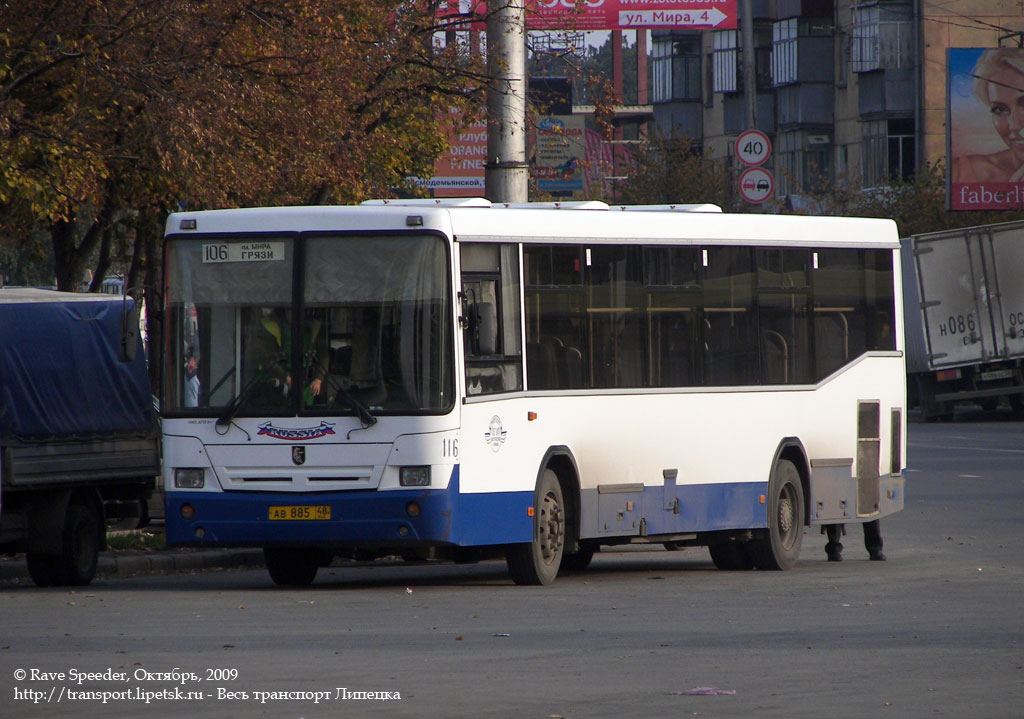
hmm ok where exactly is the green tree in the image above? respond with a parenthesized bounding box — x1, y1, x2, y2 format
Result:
(618, 134, 1024, 236)
(845, 162, 1024, 237)
(615, 133, 738, 209)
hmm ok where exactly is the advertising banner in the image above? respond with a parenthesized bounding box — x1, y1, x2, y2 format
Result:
(412, 117, 487, 197)
(948, 47, 1024, 210)
(438, 0, 736, 31)
(532, 115, 587, 193)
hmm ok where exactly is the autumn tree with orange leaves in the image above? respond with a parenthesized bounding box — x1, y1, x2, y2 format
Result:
(1, 0, 486, 295)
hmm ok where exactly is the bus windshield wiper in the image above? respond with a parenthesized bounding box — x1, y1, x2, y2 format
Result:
(215, 375, 259, 429)
(215, 356, 283, 429)
(329, 379, 378, 428)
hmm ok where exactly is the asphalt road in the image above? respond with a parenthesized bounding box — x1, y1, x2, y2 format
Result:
(3, 411, 1023, 719)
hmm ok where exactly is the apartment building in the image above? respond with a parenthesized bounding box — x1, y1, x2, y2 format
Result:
(650, 1, 1024, 201)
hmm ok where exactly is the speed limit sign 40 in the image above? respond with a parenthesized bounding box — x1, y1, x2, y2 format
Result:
(735, 129, 771, 167)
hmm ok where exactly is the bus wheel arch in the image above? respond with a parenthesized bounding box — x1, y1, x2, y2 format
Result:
(774, 439, 810, 528)
(506, 447, 579, 585)
(543, 449, 596, 572)
(748, 439, 808, 570)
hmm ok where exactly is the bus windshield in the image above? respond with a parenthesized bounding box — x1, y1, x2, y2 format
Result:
(164, 233, 453, 417)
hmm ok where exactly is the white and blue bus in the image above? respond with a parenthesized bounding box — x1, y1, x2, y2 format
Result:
(161, 200, 906, 585)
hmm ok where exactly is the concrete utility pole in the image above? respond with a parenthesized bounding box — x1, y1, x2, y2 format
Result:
(485, 0, 529, 203)
(740, 0, 757, 129)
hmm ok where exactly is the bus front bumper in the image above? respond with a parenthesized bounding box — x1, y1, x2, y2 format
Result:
(165, 480, 533, 548)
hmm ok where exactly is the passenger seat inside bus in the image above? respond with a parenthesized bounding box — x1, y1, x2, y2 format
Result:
(528, 337, 585, 390)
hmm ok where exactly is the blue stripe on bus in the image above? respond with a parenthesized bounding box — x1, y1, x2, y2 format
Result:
(457, 473, 535, 545)
(165, 469, 766, 548)
(636, 481, 769, 536)
(578, 480, 768, 539)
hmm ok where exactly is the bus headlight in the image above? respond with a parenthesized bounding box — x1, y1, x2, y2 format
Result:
(174, 468, 205, 489)
(399, 466, 431, 487)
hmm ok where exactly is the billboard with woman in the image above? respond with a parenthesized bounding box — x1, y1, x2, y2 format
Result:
(949, 47, 1024, 210)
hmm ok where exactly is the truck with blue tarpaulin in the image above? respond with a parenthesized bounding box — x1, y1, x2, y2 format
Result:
(0, 288, 160, 586)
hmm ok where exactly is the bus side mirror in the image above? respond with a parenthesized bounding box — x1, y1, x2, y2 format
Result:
(119, 306, 140, 363)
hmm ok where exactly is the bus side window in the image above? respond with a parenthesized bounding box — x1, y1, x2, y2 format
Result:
(460, 243, 523, 395)
(756, 249, 813, 385)
(703, 247, 757, 385)
(524, 246, 588, 390)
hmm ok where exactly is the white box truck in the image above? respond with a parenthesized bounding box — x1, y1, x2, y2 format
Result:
(902, 220, 1024, 420)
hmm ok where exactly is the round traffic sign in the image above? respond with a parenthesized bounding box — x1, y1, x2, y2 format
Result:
(735, 129, 771, 167)
(738, 167, 774, 203)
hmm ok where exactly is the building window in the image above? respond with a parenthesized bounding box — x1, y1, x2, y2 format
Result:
(836, 144, 848, 181)
(862, 118, 916, 186)
(851, 2, 913, 73)
(887, 118, 915, 181)
(653, 36, 702, 103)
(713, 31, 738, 93)
(653, 39, 673, 102)
(772, 18, 798, 86)
(804, 147, 832, 190)
(754, 26, 774, 90)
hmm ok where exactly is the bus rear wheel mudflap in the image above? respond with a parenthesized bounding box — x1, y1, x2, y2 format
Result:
(560, 540, 596, 572)
(747, 458, 805, 570)
(709, 539, 755, 571)
(506, 469, 565, 585)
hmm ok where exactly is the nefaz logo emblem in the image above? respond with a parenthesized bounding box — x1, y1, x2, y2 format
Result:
(484, 415, 507, 452)
(292, 446, 306, 465)
(257, 421, 336, 441)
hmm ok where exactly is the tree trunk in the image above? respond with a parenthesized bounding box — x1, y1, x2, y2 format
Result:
(50, 187, 117, 292)
(88, 225, 114, 293)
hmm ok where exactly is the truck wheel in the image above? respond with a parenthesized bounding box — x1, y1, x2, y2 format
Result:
(506, 469, 565, 585)
(25, 553, 62, 587)
(1010, 394, 1024, 417)
(264, 548, 319, 586)
(26, 502, 101, 587)
(747, 459, 804, 570)
(59, 503, 102, 586)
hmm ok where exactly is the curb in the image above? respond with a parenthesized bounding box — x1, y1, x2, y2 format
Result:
(0, 549, 264, 584)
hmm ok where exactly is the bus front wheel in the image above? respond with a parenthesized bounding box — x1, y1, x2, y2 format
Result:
(506, 469, 565, 585)
(748, 458, 804, 570)
(264, 548, 320, 586)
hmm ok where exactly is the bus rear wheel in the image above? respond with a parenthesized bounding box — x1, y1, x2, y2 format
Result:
(264, 548, 320, 586)
(747, 458, 804, 570)
(506, 469, 565, 585)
